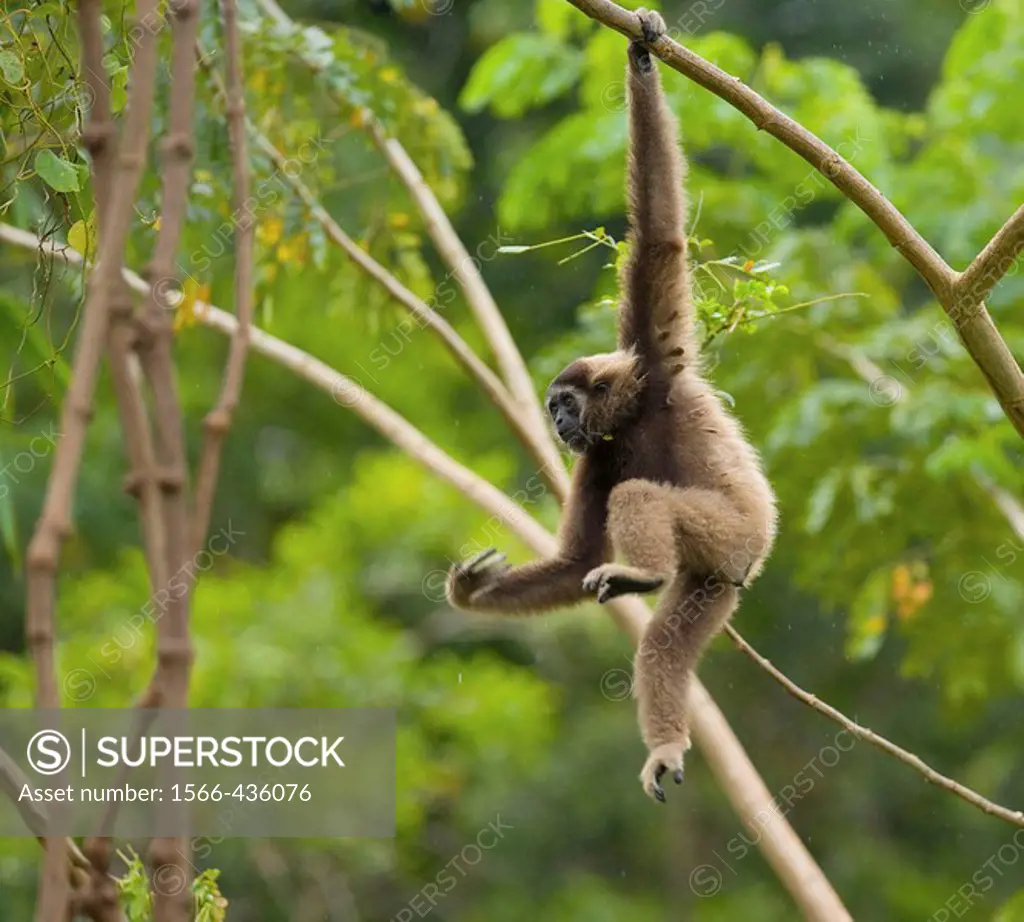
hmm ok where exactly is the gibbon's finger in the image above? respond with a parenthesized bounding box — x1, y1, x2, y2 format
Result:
(674, 769, 683, 785)
(464, 547, 500, 570)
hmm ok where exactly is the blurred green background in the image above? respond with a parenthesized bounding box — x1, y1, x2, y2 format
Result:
(1, 0, 1023, 918)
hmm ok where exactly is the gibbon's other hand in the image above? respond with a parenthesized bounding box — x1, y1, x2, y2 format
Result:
(446, 547, 508, 608)
(640, 740, 689, 804)
(629, 8, 667, 73)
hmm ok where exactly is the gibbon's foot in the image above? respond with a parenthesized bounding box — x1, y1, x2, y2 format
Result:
(628, 9, 666, 74)
(639, 741, 689, 804)
(447, 547, 508, 607)
(582, 564, 664, 604)
(636, 8, 666, 45)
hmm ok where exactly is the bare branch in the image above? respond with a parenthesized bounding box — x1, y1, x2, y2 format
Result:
(237, 121, 568, 497)
(368, 123, 556, 437)
(563, 0, 1024, 439)
(191, 0, 254, 552)
(252, 0, 566, 482)
(724, 625, 1024, 828)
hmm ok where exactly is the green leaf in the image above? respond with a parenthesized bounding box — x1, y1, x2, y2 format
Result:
(0, 50, 24, 85)
(34, 150, 81, 193)
(459, 33, 582, 118)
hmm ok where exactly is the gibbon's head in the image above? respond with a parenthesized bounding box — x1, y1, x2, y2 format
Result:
(546, 350, 644, 453)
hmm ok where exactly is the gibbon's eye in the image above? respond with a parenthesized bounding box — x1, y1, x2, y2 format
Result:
(594, 381, 611, 395)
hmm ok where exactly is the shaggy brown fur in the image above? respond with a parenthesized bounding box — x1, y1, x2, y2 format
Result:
(446, 9, 777, 803)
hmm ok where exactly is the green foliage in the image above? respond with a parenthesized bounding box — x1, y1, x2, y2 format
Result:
(459, 33, 583, 117)
(117, 847, 228, 922)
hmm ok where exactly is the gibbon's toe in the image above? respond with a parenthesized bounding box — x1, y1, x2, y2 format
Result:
(640, 742, 688, 803)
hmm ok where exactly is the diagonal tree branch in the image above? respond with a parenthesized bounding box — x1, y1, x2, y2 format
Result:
(198, 38, 567, 494)
(253, 0, 558, 454)
(724, 625, 1024, 828)
(563, 0, 1024, 440)
(234, 120, 568, 497)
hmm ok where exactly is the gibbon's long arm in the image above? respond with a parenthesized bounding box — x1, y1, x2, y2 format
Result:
(447, 459, 609, 614)
(617, 23, 694, 371)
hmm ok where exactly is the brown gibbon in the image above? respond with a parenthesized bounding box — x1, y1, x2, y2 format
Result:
(446, 8, 777, 803)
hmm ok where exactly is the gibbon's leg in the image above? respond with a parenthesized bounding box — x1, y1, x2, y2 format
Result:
(583, 480, 763, 603)
(635, 573, 739, 802)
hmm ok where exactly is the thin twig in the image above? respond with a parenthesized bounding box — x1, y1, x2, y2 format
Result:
(563, 0, 1024, 439)
(724, 625, 1024, 828)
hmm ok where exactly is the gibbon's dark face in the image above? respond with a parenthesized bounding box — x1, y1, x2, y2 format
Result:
(547, 351, 644, 453)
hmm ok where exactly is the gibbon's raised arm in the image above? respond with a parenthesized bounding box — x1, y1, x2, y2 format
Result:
(446, 460, 609, 614)
(617, 18, 694, 372)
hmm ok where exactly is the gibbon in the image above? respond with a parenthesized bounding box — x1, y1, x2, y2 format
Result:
(446, 9, 777, 803)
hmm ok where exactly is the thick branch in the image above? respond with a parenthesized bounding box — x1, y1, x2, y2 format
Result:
(724, 625, 1024, 828)
(191, 0, 253, 552)
(564, 0, 1024, 439)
